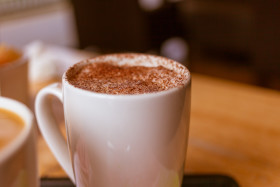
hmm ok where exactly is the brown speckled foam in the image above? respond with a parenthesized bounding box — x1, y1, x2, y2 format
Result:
(66, 53, 189, 95)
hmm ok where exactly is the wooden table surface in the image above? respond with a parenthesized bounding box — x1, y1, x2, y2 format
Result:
(36, 73, 280, 187)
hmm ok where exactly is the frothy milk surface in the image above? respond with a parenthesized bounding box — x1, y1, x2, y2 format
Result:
(0, 108, 24, 151)
(66, 54, 189, 95)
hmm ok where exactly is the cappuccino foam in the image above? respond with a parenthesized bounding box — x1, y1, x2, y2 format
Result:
(0, 108, 24, 151)
(66, 54, 189, 95)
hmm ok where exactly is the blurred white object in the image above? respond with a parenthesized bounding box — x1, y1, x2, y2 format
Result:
(26, 42, 57, 83)
(25, 41, 95, 83)
(167, 0, 183, 2)
(138, 0, 163, 11)
(160, 37, 189, 63)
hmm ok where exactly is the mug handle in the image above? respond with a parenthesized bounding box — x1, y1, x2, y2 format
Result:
(35, 83, 75, 183)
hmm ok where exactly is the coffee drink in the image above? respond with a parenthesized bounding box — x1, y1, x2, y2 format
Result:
(66, 54, 188, 95)
(0, 44, 21, 66)
(0, 108, 24, 150)
(0, 97, 38, 187)
(0, 44, 28, 105)
(36, 53, 191, 187)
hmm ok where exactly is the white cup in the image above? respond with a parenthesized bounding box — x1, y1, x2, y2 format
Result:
(0, 54, 29, 105)
(35, 53, 191, 187)
(0, 97, 38, 186)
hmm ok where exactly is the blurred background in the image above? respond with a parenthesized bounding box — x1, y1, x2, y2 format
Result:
(1, 0, 280, 90)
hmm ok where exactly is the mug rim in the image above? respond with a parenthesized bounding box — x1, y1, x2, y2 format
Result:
(0, 97, 34, 164)
(62, 53, 191, 99)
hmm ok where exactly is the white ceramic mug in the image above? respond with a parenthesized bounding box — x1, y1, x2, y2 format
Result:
(0, 54, 29, 105)
(0, 97, 38, 187)
(35, 53, 191, 187)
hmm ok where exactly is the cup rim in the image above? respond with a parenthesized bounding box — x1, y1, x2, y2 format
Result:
(0, 97, 34, 164)
(62, 53, 191, 99)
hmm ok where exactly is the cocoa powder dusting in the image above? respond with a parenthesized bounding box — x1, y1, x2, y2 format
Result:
(67, 62, 186, 95)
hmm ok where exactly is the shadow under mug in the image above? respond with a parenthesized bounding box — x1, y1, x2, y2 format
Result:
(35, 53, 191, 187)
(0, 97, 38, 186)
